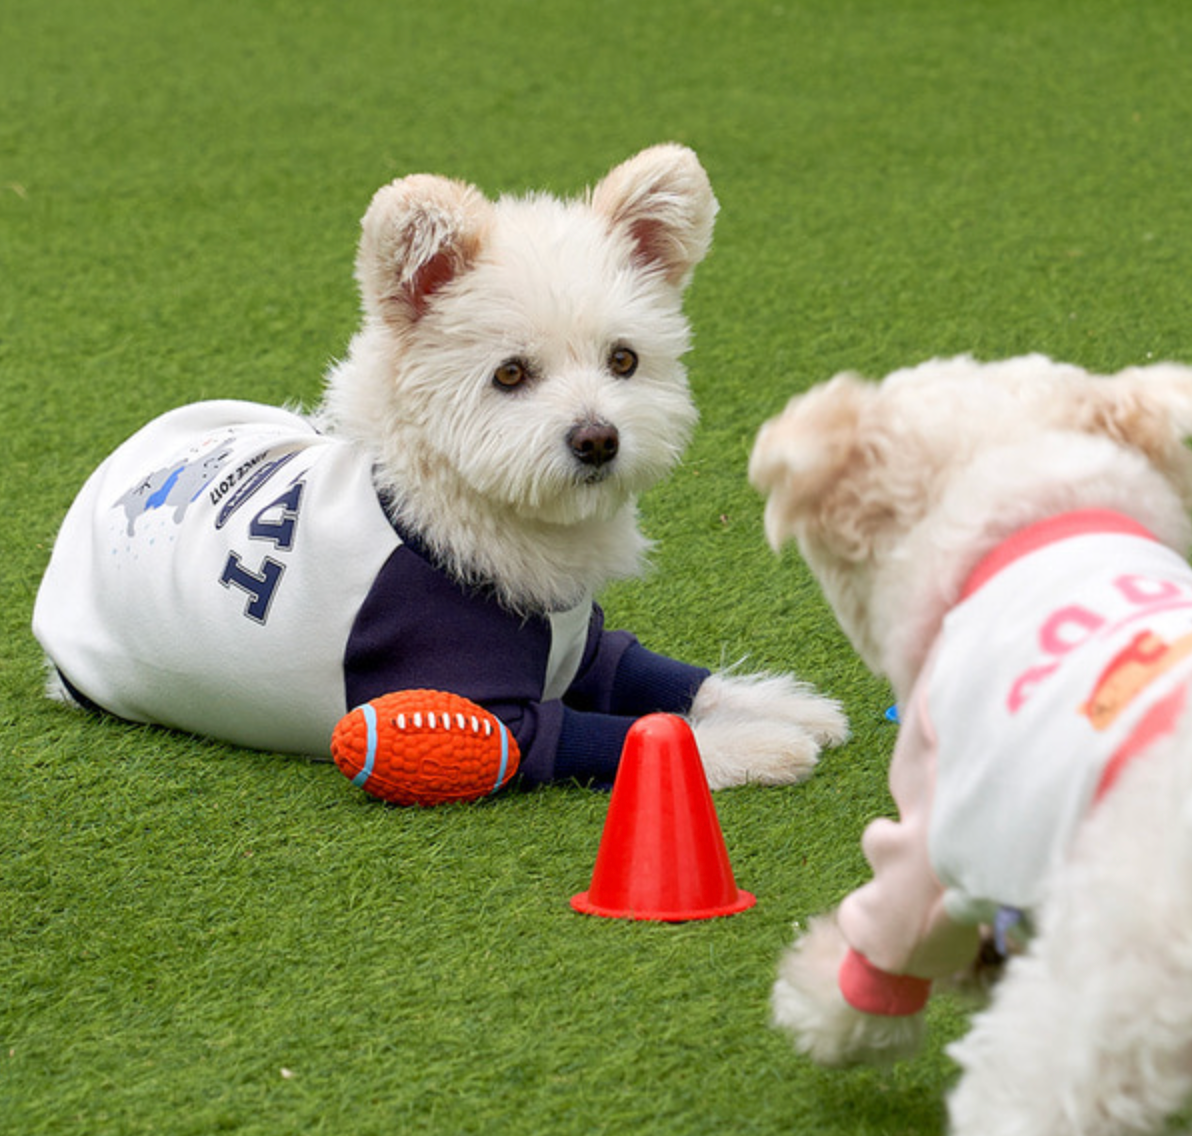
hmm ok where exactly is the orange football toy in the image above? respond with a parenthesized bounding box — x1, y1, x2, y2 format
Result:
(331, 689, 520, 806)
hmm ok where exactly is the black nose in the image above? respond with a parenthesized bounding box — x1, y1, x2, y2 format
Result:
(567, 421, 620, 468)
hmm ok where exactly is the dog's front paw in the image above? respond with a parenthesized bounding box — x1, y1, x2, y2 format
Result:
(688, 671, 848, 789)
(771, 915, 924, 1068)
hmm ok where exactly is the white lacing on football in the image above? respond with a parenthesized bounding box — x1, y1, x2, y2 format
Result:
(393, 711, 494, 735)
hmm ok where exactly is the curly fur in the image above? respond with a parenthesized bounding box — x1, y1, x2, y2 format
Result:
(948, 739, 1192, 1136)
(751, 355, 1192, 699)
(752, 354, 1192, 1133)
(771, 914, 925, 1067)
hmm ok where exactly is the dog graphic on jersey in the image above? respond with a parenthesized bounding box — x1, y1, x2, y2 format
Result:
(113, 437, 234, 537)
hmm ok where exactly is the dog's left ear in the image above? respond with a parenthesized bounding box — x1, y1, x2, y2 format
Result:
(590, 144, 718, 289)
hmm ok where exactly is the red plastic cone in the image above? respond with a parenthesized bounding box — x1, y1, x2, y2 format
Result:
(570, 714, 757, 921)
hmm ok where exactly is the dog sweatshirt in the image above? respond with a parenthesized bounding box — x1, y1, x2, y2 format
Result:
(32, 400, 709, 786)
(836, 510, 1192, 1016)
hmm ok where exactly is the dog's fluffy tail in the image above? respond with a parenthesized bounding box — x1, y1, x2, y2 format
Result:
(42, 658, 77, 705)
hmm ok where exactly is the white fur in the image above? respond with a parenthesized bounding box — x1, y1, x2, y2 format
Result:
(751, 354, 1192, 1132)
(315, 145, 846, 788)
(771, 913, 925, 1067)
(947, 738, 1192, 1136)
(317, 154, 704, 612)
(690, 671, 848, 789)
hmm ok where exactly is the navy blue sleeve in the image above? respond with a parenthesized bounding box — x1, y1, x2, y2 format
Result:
(550, 619, 711, 787)
(342, 539, 711, 790)
(606, 639, 711, 718)
(562, 609, 711, 717)
(343, 542, 561, 782)
(553, 708, 635, 788)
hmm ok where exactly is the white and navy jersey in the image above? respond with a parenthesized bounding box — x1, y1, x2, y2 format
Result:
(33, 401, 709, 785)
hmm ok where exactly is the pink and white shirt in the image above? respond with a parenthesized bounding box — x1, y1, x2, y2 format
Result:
(837, 511, 1192, 1016)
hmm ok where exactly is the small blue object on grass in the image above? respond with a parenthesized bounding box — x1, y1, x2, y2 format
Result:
(884, 704, 900, 724)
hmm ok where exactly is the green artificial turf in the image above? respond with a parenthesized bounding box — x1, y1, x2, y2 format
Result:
(5, 0, 1192, 1132)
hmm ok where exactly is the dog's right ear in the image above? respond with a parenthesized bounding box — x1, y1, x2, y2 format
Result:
(1077, 362, 1192, 482)
(749, 374, 871, 553)
(355, 175, 493, 327)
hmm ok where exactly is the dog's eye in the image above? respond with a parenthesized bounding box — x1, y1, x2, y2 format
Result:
(608, 347, 638, 378)
(493, 359, 530, 390)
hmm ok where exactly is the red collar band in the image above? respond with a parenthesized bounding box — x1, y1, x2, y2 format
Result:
(961, 510, 1160, 601)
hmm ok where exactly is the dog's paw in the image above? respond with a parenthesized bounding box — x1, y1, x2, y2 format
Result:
(688, 671, 848, 789)
(771, 914, 925, 1068)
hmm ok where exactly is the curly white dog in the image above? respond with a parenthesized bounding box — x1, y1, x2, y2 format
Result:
(751, 354, 1192, 1135)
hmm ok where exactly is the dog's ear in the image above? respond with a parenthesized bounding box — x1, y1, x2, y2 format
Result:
(355, 175, 493, 326)
(749, 374, 872, 553)
(590, 144, 718, 289)
(1069, 363, 1192, 488)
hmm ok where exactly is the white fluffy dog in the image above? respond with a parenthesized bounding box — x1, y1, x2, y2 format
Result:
(34, 145, 846, 791)
(750, 354, 1192, 1135)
